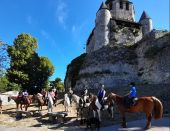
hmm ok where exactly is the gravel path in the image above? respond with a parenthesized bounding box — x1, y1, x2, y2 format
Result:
(0, 117, 169, 131)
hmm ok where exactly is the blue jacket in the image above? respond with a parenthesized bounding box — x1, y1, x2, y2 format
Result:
(130, 86, 136, 97)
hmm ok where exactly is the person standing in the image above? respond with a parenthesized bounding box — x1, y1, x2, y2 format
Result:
(97, 84, 106, 109)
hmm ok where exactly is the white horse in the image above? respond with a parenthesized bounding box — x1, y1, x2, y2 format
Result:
(47, 93, 54, 112)
(64, 93, 70, 112)
(89, 94, 115, 122)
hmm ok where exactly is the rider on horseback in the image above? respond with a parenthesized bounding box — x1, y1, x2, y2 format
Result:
(127, 82, 137, 107)
(22, 89, 29, 103)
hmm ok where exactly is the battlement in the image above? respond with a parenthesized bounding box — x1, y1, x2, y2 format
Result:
(86, 0, 153, 53)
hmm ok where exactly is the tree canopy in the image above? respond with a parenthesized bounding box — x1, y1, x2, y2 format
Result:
(7, 33, 54, 94)
(50, 77, 64, 92)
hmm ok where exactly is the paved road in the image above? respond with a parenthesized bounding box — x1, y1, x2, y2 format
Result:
(0, 117, 169, 131)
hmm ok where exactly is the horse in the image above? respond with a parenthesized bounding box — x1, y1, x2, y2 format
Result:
(47, 93, 54, 112)
(0, 97, 2, 114)
(72, 94, 90, 120)
(106, 92, 163, 129)
(8, 95, 33, 111)
(33, 93, 47, 111)
(64, 93, 70, 112)
(88, 93, 102, 122)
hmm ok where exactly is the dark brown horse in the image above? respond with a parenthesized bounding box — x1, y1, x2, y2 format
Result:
(0, 98, 2, 114)
(33, 94, 47, 111)
(106, 92, 163, 129)
(8, 95, 33, 111)
(88, 94, 102, 121)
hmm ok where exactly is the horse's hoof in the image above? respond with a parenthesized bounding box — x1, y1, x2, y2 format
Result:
(121, 123, 127, 128)
(144, 127, 150, 130)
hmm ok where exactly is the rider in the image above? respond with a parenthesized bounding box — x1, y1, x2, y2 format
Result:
(22, 89, 29, 102)
(127, 82, 137, 107)
(97, 84, 106, 109)
(22, 89, 28, 97)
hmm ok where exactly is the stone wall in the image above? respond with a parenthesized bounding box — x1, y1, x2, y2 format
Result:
(65, 32, 170, 91)
(136, 32, 170, 84)
(110, 20, 142, 46)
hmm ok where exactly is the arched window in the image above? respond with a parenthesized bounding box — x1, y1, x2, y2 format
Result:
(126, 2, 129, 10)
(120, 2, 123, 9)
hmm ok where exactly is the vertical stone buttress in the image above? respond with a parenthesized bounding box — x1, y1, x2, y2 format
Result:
(139, 11, 153, 36)
(94, 3, 111, 51)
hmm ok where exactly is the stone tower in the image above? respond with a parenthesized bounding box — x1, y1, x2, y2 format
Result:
(106, 0, 135, 21)
(94, 2, 111, 51)
(139, 11, 153, 36)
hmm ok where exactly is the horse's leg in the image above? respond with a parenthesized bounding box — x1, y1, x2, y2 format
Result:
(111, 106, 114, 118)
(144, 113, 152, 129)
(24, 104, 26, 111)
(121, 112, 127, 128)
(51, 105, 53, 112)
(0, 105, 2, 114)
(97, 109, 101, 121)
(20, 104, 23, 111)
(16, 104, 19, 111)
(93, 110, 96, 118)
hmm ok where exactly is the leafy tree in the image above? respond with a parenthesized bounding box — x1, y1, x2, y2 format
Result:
(50, 77, 64, 92)
(7, 33, 54, 94)
(0, 76, 9, 92)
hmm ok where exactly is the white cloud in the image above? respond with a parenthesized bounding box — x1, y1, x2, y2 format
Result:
(71, 22, 88, 50)
(55, 0, 68, 29)
(71, 25, 76, 33)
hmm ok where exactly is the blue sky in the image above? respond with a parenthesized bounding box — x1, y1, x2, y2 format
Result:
(0, 0, 169, 81)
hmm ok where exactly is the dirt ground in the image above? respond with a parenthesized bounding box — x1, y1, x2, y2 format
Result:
(0, 98, 169, 131)
(0, 98, 117, 131)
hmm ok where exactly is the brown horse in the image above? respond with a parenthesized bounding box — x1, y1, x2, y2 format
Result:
(106, 92, 163, 129)
(0, 98, 2, 114)
(8, 95, 33, 111)
(33, 94, 47, 111)
(88, 93, 102, 121)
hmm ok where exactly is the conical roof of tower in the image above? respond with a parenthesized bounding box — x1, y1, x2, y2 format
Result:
(139, 11, 151, 21)
(106, 0, 115, 4)
(99, 2, 108, 10)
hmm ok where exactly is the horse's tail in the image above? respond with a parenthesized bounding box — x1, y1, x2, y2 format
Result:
(152, 96, 163, 119)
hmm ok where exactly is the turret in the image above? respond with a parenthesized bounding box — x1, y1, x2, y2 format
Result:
(106, 0, 135, 22)
(139, 11, 153, 36)
(94, 2, 111, 51)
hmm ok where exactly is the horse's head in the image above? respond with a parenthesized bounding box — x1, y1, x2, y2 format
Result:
(106, 93, 116, 108)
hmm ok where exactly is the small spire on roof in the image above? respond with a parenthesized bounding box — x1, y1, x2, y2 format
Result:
(139, 11, 151, 21)
(99, 2, 108, 10)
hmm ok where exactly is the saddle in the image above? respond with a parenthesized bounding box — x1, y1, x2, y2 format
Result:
(123, 95, 138, 108)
